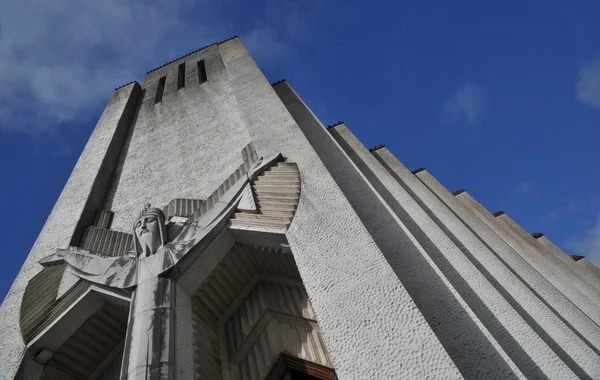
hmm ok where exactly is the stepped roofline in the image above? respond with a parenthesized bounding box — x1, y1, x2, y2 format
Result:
(326, 121, 345, 129)
(271, 79, 287, 86)
(146, 36, 239, 74)
(369, 144, 386, 152)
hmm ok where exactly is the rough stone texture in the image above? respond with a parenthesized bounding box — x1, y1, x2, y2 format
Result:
(495, 211, 600, 323)
(219, 39, 462, 378)
(105, 44, 253, 231)
(0, 82, 140, 379)
(329, 125, 576, 379)
(409, 169, 600, 376)
(318, 125, 523, 378)
(424, 175, 600, 346)
(457, 193, 600, 324)
(535, 235, 600, 293)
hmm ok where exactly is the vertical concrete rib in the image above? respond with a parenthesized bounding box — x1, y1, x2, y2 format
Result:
(577, 258, 600, 293)
(279, 109, 521, 379)
(535, 235, 600, 296)
(406, 166, 600, 373)
(219, 40, 463, 379)
(0, 82, 140, 380)
(462, 198, 600, 325)
(413, 170, 600, 348)
(495, 214, 600, 317)
(328, 125, 577, 379)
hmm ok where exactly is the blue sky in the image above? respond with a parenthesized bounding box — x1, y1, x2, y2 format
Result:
(1, 0, 600, 299)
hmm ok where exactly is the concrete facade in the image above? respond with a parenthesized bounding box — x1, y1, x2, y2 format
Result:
(1, 36, 599, 380)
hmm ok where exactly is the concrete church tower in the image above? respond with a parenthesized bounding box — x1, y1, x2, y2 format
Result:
(1, 36, 600, 380)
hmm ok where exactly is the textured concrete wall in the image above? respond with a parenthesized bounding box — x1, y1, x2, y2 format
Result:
(578, 258, 600, 292)
(105, 44, 253, 231)
(413, 172, 600, 355)
(0, 83, 140, 380)
(407, 169, 600, 377)
(311, 123, 523, 378)
(328, 126, 579, 379)
(219, 39, 463, 379)
(458, 194, 600, 325)
(534, 235, 600, 297)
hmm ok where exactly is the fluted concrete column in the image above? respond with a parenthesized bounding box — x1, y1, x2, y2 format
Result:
(578, 258, 600, 293)
(327, 125, 576, 379)
(373, 145, 599, 378)
(456, 194, 600, 326)
(535, 235, 600, 294)
(220, 41, 464, 379)
(496, 213, 600, 323)
(408, 168, 600, 363)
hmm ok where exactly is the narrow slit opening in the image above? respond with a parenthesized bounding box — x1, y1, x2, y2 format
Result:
(155, 76, 166, 103)
(177, 63, 185, 89)
(198, 60, 207, 83)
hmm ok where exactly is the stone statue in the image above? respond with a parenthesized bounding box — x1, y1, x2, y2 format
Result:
(34, 153, 283, 380)
(133, 204, 167, 257)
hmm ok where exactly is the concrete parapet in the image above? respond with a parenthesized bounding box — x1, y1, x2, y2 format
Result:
(366, 147, 591, 378)
(369, 144, 385, 152)
(271, 79, 287, 86)
(326, 121, 344, 130)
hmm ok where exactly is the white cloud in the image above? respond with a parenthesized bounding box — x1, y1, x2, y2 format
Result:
(516, 181, 533, 195)
(543, 200, 579, 222)
(567, 212, 600, 266)
(0, 0, 217, 133)
(442, 82, 486, 125)
(0, 0, 319, 134)
(576, 56, 600, 110)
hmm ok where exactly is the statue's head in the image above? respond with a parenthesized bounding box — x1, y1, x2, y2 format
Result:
(133, 204, 167, 257)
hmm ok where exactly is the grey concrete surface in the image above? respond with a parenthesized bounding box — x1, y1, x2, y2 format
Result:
(535, 235, 600, 295)
(579, 258, 600, 293)
(408, 168, 600, 376)
(458, 194, 600, 325)
(105, 44, 253, 232)
(220, 39, 463, 379)
(328, 125, 577, 379)
(414, 172, 600, 354)
(298, 120, 524, 378)
(461, 197, 600, 325)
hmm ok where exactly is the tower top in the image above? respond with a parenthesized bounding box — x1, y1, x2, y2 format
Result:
(146, 36, 239, 74)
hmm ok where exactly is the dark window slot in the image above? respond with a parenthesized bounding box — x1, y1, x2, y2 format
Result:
(177, 63, 185, 89)
(198, 60, 207, 83)
(155, 76, 166, 103)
